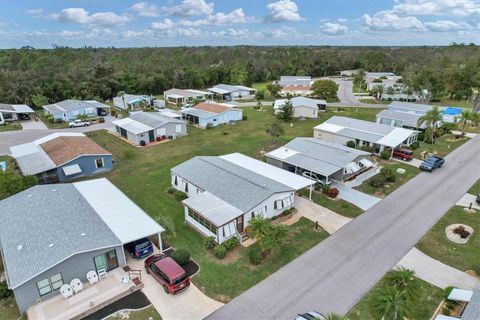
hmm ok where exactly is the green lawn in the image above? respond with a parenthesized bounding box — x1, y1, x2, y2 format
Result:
(459, 123, 480, 134)
(468, 180, 480, 195)
(354, 159, 420, 198)
(437, 98, 472, 109)
(87, 106, 379, 301)
(417, 205, 480, 272)
(252, 82, 272, 101)
(347, 273, 443, 320)
(105, 306, 161, 320)
(0, 123, 22, 132)
(359, 98, 383, 104)
(298, 189, 363, 218)
(35, 110, 69, 129)
(413, 134, 469, 159)
(0, 297, 24, 320)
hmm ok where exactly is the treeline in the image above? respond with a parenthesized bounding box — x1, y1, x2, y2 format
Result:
(0, 45, 478, 105)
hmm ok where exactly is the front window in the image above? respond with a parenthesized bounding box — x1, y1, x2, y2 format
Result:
(36, 273, 64, 296)
(37, 278, 52, 296)
(187, 208, 217, 234)
(95, 158, 104, 168)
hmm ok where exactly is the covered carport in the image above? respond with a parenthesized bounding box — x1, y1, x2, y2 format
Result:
(0, 104, 35, 124)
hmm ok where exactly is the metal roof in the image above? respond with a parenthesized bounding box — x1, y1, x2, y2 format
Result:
(448, 288, 473, 302)
(171, 155, 294, 213)
(376, 109, 423, 127)
(388, 101, 433, 114)
(130, 111, 185, 127)
(181, 107, 217, 118)
(0, 104, 34, 113)
(0, 184, 121, 289)
(43, 100, 106, 114)
(274, 97, 327, 110)
(182, 191, 243, 226)
(461, 287, 480, 320)
(208, 84, 255, 94)
(279, 76, 312, 87)
(112, 118, 152, 135)
(164, 88, 209, 98)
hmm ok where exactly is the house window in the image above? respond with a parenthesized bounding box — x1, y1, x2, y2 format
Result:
(95, 158, 104, 168)
(174, 175, 178, 186)
(187, 208, 217, 234)
(185, 182, 189, 193)
(175, 125, 182, 133)
(251, 212, 255, 219)
(37, 273, 64, 296)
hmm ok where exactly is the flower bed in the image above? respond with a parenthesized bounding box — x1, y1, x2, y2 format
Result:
(446, 224, 473, 244)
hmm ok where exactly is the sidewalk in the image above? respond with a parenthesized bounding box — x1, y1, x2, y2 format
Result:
(391, 157, 423, 168)
(451, 130, 478, 139)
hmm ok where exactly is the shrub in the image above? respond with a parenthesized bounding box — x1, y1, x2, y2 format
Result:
(446, 300, 458, 310)
(453, 225, 471, 239)
(222, 131, 229, 135)
(346, 140, 356, 148)
(206, 122, 213, 129)
(98, 117, 105, 123)
(0, 281, 12, 299)
(282, 207, 295, 216)
(47, 116, 54, 123)
(442, 308, 451, 316)
(410, 141, 420, 150)
(213, 245, 227, 259)
(242, 115, 248, 121)
(328, 187, 339, 198)
(369, 176, 386, 188)
(110, 108, 116, 116)
(380, 150, 391, 160)
(223, 237, 240, 251)
(55, 118, 63, 123)
(321, 184, 331, 194)
(172, 249, 190, 266)
(156, 136, 162, 142)
(203, 236, 216, 251)
(358, 145, 375, 153)
(443, 286, 455, 300)
(166, 187, 176, 194)
(380, 166, 396, 183)
(314, 182, 322, 191)
(248, 246, 262, 265)
(417, 132, 425, 141)
(173, 191, 188, 202)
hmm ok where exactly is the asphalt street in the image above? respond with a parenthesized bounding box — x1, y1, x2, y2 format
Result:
(208, 135, 480, 319)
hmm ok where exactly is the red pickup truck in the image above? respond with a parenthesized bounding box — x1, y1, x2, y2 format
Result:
(392, 149, 414, 161)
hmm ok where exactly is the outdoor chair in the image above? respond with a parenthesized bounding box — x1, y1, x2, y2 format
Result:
(86, 270, 99, 285)
(120, 274, 130, 287)
(97, 268, 108, 280)
(60, 284, 73, 299)
(70, 278, 83, 294)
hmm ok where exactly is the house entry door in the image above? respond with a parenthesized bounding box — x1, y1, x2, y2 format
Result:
(94, 249, 119, 273)
(236, 216, 244, 233)
(148, 130, 155, 142)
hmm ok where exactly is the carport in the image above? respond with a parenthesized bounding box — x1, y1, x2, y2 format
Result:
(0, 104, 35, 124)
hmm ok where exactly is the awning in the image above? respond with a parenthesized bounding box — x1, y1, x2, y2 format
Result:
(345, 162, 361, 174)
(63, 164, 82, 176)
(359, 158, 374, 168)
(448, 288, 473, 302)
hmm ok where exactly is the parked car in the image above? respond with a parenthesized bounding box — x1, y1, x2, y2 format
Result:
(393, 149, 414, 161)
(69, 119, 91, 127)
(419, 156, 445, 172)
(97, 109, 108, 116)
(145, 254, 190, 294)
(301, 171, 332, 186)
(127, 238, 153, 259)
(295, 311, 326, 320)
(18, 113, 31, 120)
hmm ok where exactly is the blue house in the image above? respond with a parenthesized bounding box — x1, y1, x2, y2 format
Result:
(181, 102, 243, 128)
(43, 100, 110, 121)
(10, 133, 113, 183)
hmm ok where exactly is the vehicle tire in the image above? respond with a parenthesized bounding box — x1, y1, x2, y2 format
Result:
(402, 158, 407, 161)
(163, 285, 169, 294)
(145, 266, 150, 274)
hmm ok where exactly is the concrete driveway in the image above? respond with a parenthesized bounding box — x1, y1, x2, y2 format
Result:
(127, 250, 223, 320)
(21, 119, 48, 130)
(456, 193, 480, 210)
(334, 183, 381, 211)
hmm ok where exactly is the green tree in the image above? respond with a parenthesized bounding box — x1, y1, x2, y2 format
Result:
(372, 84, 385, 100)
(248, 216, 273, 241)
(260, 224, 287, 253)
(276, 99, 294, 122)
(386, 267, 420, 301)
(267, 81, 282, 98)
(265, 123, 284, 142)
(369, 286, 410, 320)
(459, 109, 472, 136)
(0, 170, 38, 200)
(417, 105, 443, 143)
(311, 80, 338, 100)
(31, 94, 48, 107)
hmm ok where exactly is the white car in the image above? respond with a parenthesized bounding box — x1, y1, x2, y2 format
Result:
(69, 119, 91, 128)
(300, 171, 332, 186)
(295, 311, 326, 320)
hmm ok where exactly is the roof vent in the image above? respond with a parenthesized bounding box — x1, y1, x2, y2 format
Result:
(80, 233, 87, 237)
(52, 189, 56, 192)
(48, 243, 54, 248)
(17, 245, 23, 251)
(27, 194, 32, 198)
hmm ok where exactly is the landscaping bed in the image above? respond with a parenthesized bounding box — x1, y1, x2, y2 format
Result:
(417, 205, 480, 273)
(35, 111, 69, 129)
(163, 248, 199, 277)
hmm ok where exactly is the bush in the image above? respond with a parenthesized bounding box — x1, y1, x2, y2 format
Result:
(55, 118, 63, 124)
(346, 140, 356, 148)
(172, 249, 190, 266)
(248, 246, 262, 265)
(110, 108, 116, 116)
(417, 132, 425, 141)
(282, 207, 295, 216)
(314, 182, 322, 191)
(156, 136, 162, 142)
(0, 281, 12, 299)
(98, 117, 105, 123)
(213, 245, 227, 259)
(206, 122, 213, 129)
(203, 236, 216, 251)
(453, 225, 471, 239)
(380, 166, 396, 183)
(410, 141, 420, 150)
(446, 300, 458, 310)
(166, 187, 176, 194)
(321, 184, 331, 194)
(242, 115, 248, 121)
(442, 308, 451, 316)
(380, 150, 391, 160)
(173, 191, 188, 202)
(327, 187, 339, 198)
(369, 176, 386, 188)
(443, 286, 455, 300)
(223, 237, 240, 251)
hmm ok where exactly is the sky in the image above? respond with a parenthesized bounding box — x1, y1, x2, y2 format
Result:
(0, 0, 479, 48)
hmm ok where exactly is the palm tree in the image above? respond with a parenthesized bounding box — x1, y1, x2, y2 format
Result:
(260, 224, 287, 253)
(417, 105, 443, 143)
(470, 112, 480, 127)
(386, 267, 420, 301)
(373, 84, 385, 100)
(369, 286, 410, 320)
(459, 109, 472, 136)
(248, 216, 273, 242)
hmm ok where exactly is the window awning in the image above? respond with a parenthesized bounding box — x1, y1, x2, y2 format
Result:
(345, 162, 361, 174)
(448, 288, 473, 302)
(359, 158, 374, 168)
(63, 164, 82, 176)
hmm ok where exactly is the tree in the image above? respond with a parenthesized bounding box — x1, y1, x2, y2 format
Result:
(276, 99, 294, 122)
(265, 123, 284, 142)
(311, 80, 338, 100)
(369, 286, 410, 320)
(0, 170, 38, 200)
(267, 81, 282, 98)
(385, 267, 420, 301)
(255, 90, 265, 101)
(117, 90, 126, 110)
(248, 216, 273, 242)
(372, 84, 385, 100)
(417, 105, 443, 143)
(260, 224, 287, 253)
(459, 109, 472, 136)
(31, 94, 48, 107)
(470, 112, 480, 127)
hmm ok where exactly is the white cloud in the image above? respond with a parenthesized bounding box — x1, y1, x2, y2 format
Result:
(265, 0, 303, 22)
(392, 0, 480, 17)
(150, 19, 202, 37)
(320, 22, 348, 35)
(363, 11, 425, 31)
(130, 2, 160, 17)
(212, 28, 250, 38)
(424, 20, 472, 31)
(164, 0, 214, 17)
(58, 30, 82, 37)
(27, 8, 44, 15)
(177, 8, 254, 27)
(51, 8, 131, 27)
(151, 19, 175, 31)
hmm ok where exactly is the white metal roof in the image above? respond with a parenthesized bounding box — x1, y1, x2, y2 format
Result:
(0, 104, 35, 113)
(448, 288, 473, 302)
(35, 132, 85, 145)
(112, 118, 153, 135)
(63, 164, 82, 176)
(73, 178, 164, 244)
(10, 143, 56, 175)
(267, 147, 300, 160)
(183, 191, 243, 226)
(314, 122, 344, 133)
(220, 153, 314, 190)
(377, 127, 415, 148)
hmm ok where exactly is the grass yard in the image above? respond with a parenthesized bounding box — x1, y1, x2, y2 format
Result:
(347, 273, 443, 320)
(252, 81, 273, 101)
(459, 123, 480, 134)
(105, 306, 161, 320)
(0, 297, 24, 320)
(417, 205, 480, 272)
(359, 98, 383, 104)
(468, 180, 480, 195)
(412, 134, 470, 159)
(354, 159, 420, 198)
(298, 189, 363, 218)
(438, 98, 472, 109)
(0, 123, 22, 132)
(87, 106, 379, 301)
(35, 110, 69, 129)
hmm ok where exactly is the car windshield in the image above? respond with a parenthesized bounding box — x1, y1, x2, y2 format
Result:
(172, 272, 188, 285)
(402, 150, 413, 155)
(136, 240, 151, 250)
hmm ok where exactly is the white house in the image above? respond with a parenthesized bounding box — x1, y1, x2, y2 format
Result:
(181, 102, 243, 128)
(0, 104, 34, 124)
(171, 153, 314, 244)
(278, 76, 313, 96)
(113, 94, 152, 111)
(274, 97, 327, 118)
(207, 84, 256, 101)
(163, 88, 211, 105)
(314, 116, 419, 156)
(43, 100, 110, 121)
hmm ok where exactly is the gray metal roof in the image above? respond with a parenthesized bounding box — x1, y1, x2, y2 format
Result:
(376, 109, 423, 127)
(279, 76, 312, 87)
(338, 127, 384, 143)
(130, 111, 186, 128)
(181, 108, 216, 118)
(388, 101, 433, 114)
(43, 100, 107, 114)
(274, 97, 326, 110)
(171, 156, 293, 212)
(0, 184, 121, 289)
(208, 84, 255, 94)
(326, 116, 395, 136)
(462, 287, 480, 320)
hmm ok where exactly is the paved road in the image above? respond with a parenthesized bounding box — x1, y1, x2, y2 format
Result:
(208, 136, 480, 319)
(333, 79, 387, 108)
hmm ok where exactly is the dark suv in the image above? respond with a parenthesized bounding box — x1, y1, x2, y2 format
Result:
(145, 254, 190, 294)
(420, 156, 445, 172)
(127, 238, 153, 259)
(393, 149, 414, 161)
